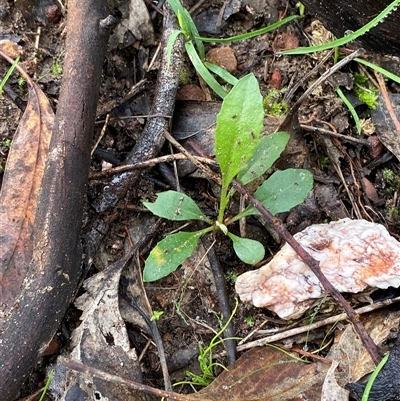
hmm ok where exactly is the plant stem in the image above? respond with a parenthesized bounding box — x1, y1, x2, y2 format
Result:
(231, 179, 382, 365)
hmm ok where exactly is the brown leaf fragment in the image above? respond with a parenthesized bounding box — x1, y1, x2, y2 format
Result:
(362, 177, 380, 203)
(190, 347, 329, 401)
(371, 92, 400, 161)
(51, 253, 145, 401)
(0, 81, 54, 307)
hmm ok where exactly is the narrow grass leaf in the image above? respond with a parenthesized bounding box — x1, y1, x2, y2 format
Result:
(184, 8, 205, 59)
(143, 231, 202, 281)
(204, 61, 238, 85)
(280, 0, 400, 55)
(167, 29, 182, 66)
(227, 233, 265, 264)
(197, 15, 299, 43)
(237, 132, 290, 185)
(336, 87, 361, 134)
(185, 41, 228, 98)
(355, 58, 400, 85)
(246, 169, 313, 216)
(143, 190, 211, 223)
(167, 0, 190, 37)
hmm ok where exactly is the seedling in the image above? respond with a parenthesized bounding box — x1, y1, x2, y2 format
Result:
(143, 74, 313, 282)
(176, 299, 240, 387)
(150, 310, 164, 321)
(51, 52, 64, 76)
(353, 72, 378, 109)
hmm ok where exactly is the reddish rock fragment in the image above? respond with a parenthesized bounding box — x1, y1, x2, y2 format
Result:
(206, 46, 237, 73)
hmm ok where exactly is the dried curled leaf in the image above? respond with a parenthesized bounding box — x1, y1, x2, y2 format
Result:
(0, 81, 53, 305)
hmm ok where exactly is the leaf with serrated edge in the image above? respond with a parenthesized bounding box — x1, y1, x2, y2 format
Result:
(215, 74, 264, 190)
(143, 231, 201, 282)
(227, 232, 265, 265)
(238, 132, 290, 185)
(245, 169, 313, 216)
(143, 191, 211, 222)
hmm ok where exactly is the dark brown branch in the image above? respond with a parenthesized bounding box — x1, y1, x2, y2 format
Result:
(0, 0, 114, 399)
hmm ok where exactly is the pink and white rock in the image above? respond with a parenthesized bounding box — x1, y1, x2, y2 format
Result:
(235, 218, 400, 319)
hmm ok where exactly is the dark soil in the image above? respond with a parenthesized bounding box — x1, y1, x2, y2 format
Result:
(1, 0, 400, 400)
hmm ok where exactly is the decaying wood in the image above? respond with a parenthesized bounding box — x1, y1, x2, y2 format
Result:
(0, 0, 114, 399)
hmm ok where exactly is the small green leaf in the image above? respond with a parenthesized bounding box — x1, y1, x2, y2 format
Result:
(204, 62, 239, 86)
(215, 74, 264, 187)
(237, 132, 290, 185)
(143, 191, 211, 222)
(167, 29, 183, 66)
(227, 233, 265, 264)
(246, 169, 313, 216)
(143, 231, 201, 282)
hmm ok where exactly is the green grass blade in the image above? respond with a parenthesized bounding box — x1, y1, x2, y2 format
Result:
(355, 57, 400, 84)
(183, 8, 205, 59)
(167, 0, 190, 37)
(336, 87, 362, 134)
(197, 15, 299, 43)
(361, 352, 390, 401)
(0, 56, 20, 95)
(280, 0, 400, 55)
(185, 41, 228, 98)
(204, 61, 238, 85)
(167, 29, 183, 66)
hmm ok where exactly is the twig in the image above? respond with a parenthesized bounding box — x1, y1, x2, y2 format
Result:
(89, 153, 217, 179)
(218, 296, 400, 356)
(60, 358, 192, 401)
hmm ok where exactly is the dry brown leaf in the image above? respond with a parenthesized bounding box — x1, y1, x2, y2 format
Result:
(189, 346, 329, 401)
(0, 81, 54, 306)
(51, 253, 145, 401)
(371, 92, 400, 161)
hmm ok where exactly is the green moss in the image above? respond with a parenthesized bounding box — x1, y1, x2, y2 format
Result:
(353, 72, 378, 109)
(263, 88, 289, 117)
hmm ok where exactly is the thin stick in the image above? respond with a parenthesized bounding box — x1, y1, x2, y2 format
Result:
(216, 296, 400, 356)
(60, 358, 192, 401)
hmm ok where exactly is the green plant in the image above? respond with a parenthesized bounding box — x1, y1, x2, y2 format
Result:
(39, 369, 54, 401)
(176, 299, 240, 387)
(361, 352, 389, 401)
(143, 74, 313, 282)
(244, 316, 255, 327)
(0, 56, 20, 95)
(51, 52, 64, 76)
(263, 88, 289, 117)
(353, 72, 378, 109)
(280, 0, 400, 56)
(2, 138, 11, 147)
(150, 310, 164, 321)
(167, 0, 299, 98)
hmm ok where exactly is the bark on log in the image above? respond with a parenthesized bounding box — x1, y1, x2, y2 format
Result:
(0, 1, 114, 399)
(300, 0, 400, 56)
